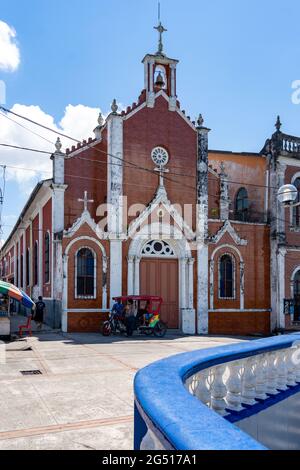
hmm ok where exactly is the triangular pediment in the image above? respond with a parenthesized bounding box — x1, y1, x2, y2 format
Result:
(128, 184, 195, 240)
(64, 210, 107, 239)
(209, 220, 247, 246)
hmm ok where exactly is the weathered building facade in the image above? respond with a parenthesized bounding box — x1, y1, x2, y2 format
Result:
(1, 32, 299, 335)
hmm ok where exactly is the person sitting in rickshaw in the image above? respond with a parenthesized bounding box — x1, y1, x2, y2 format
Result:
(124, 299, 137, 336)
(111, 298, 124, 318)
(136, 300, 151, 326)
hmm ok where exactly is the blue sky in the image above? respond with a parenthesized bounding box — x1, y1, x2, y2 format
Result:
(0, 0, 300, 242)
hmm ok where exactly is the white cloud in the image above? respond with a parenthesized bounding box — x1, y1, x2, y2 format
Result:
(0, 103, 101, 191)
(0, 21, 20, 72)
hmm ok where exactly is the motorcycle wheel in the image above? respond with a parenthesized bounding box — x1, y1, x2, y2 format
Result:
(102, 321, 112, 336)
(153, 321, 167, 338)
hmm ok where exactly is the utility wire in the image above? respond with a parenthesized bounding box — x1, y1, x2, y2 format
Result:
(0, 105, 277, 191)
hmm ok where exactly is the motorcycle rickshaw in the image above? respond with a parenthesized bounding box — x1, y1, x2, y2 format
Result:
(102, 295, 167, 338)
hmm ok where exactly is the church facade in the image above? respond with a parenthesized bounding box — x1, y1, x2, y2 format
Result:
(1, 31, 300, 335)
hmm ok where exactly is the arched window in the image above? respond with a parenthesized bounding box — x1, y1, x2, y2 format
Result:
(219, 254, 235, 299)
(235, 188, 249, 222)
(44, 232, 50, 284)
(76, 248, 95, 298)
(292, 178, 300, 227)
(34, 241, 38, 286)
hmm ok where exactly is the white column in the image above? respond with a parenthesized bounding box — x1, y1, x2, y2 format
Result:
(209, 259, 214, 310)
(127, 255, 134, 295)
(102, 255, 108, 310)
(22, 230, 26, 290)
(61, 254, 68, 332)
(107, 109, 124, 306)
(278, 247, 287, 329)
(17, 239, 21, 287)
(240, 261, 245, 310)
(180, 258, 187, 308)
(149, 61, 154, 93)
(109, 240, 122, 306)
(13, 242, 17, 284)
(197, 242, 209, 334)
(38, 207, 43, 295)
(134, 256, 141, 295)
(29, 220, 33, 288)
(188, 258, 194, 308)
(170, 64, 176, 97)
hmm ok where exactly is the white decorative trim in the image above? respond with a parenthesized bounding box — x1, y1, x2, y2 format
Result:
(64, 209, 106, 239)
(141, 240, 176, 258)
(128, 223, 194, 328)
(62, 237, 108, 332)
(175, 107, 197, 131)
(218, 252, 236, 300)
(74, 246, 97, 300)
(123, 102, 147, 121)
(210, 244, 244, 310)
(128, 184, 195, 241)
(209, 220, 248, 246)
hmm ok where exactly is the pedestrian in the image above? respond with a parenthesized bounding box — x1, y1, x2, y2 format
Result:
(33, 296, 46, 330)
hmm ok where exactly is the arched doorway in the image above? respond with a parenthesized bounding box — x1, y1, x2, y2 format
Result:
(140, 240, 179, 328)
(294, 270, 300, 321)
(127, 226, 194, 331)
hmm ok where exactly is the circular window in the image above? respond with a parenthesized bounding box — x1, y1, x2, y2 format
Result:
(151, 147, 169, 167)
(141, 240, 175, 257)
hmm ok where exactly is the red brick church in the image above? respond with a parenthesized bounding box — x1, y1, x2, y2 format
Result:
(1, 24, 300, 335)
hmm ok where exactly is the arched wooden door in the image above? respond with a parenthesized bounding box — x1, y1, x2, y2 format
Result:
(140, 258, 179, 328)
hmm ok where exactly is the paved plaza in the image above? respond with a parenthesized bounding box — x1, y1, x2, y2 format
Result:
(0, 331, 245, 450)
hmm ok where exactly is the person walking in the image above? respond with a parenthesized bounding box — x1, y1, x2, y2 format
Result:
(33, 296, 46, 330)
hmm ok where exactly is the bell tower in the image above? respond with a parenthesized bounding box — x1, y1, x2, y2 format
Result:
(142, 20, 178, 111)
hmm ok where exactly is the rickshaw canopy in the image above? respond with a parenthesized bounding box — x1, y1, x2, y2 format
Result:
(112, 295, 163, 315)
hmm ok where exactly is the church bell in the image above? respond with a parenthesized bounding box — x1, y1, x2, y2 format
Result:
(155, 71, 165, 89)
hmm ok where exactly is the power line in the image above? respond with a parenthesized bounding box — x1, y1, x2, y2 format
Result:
(0, 110, 55, 145)
(0, 106, 277, 193)
(0, 143, 52, 155)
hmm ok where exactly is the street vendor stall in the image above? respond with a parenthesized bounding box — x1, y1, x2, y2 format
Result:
(0, 281, 35, 339)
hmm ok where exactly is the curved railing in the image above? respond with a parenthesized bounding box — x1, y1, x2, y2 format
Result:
(134, 333, 300, 450)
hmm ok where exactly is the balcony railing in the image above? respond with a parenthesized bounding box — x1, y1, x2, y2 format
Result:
(279, 133, 300, 155)
(134, 333, 300, 450)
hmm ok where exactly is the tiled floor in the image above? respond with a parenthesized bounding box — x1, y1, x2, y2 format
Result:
(0, 331, 245, 449)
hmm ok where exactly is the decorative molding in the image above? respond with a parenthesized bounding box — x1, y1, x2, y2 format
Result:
(128, 184, 195, 241)
(209, 220, 248, 246)
(64, 209, 107, 239)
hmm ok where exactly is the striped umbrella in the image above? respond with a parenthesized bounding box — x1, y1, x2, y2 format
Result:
(0, 280, 35, 309)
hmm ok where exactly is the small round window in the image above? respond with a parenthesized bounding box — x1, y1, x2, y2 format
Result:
(151, 147, 169, 167)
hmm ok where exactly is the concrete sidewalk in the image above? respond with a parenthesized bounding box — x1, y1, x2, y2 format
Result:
(0, 331, 245, 450)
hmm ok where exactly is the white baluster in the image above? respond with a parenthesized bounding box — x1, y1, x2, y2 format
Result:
(185, 375, 196, 393)
(292, 344, 300, 383)
(194, 369, 211, 406)
(276, 350, 289, 391)
(210, 365, 227, 415)
(225, 361, 243, 411)
(286, 348, 297, 387)
(266, 352, 279, 395)
(255, 354, 268, 400)
(241, 358, 257, 405)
